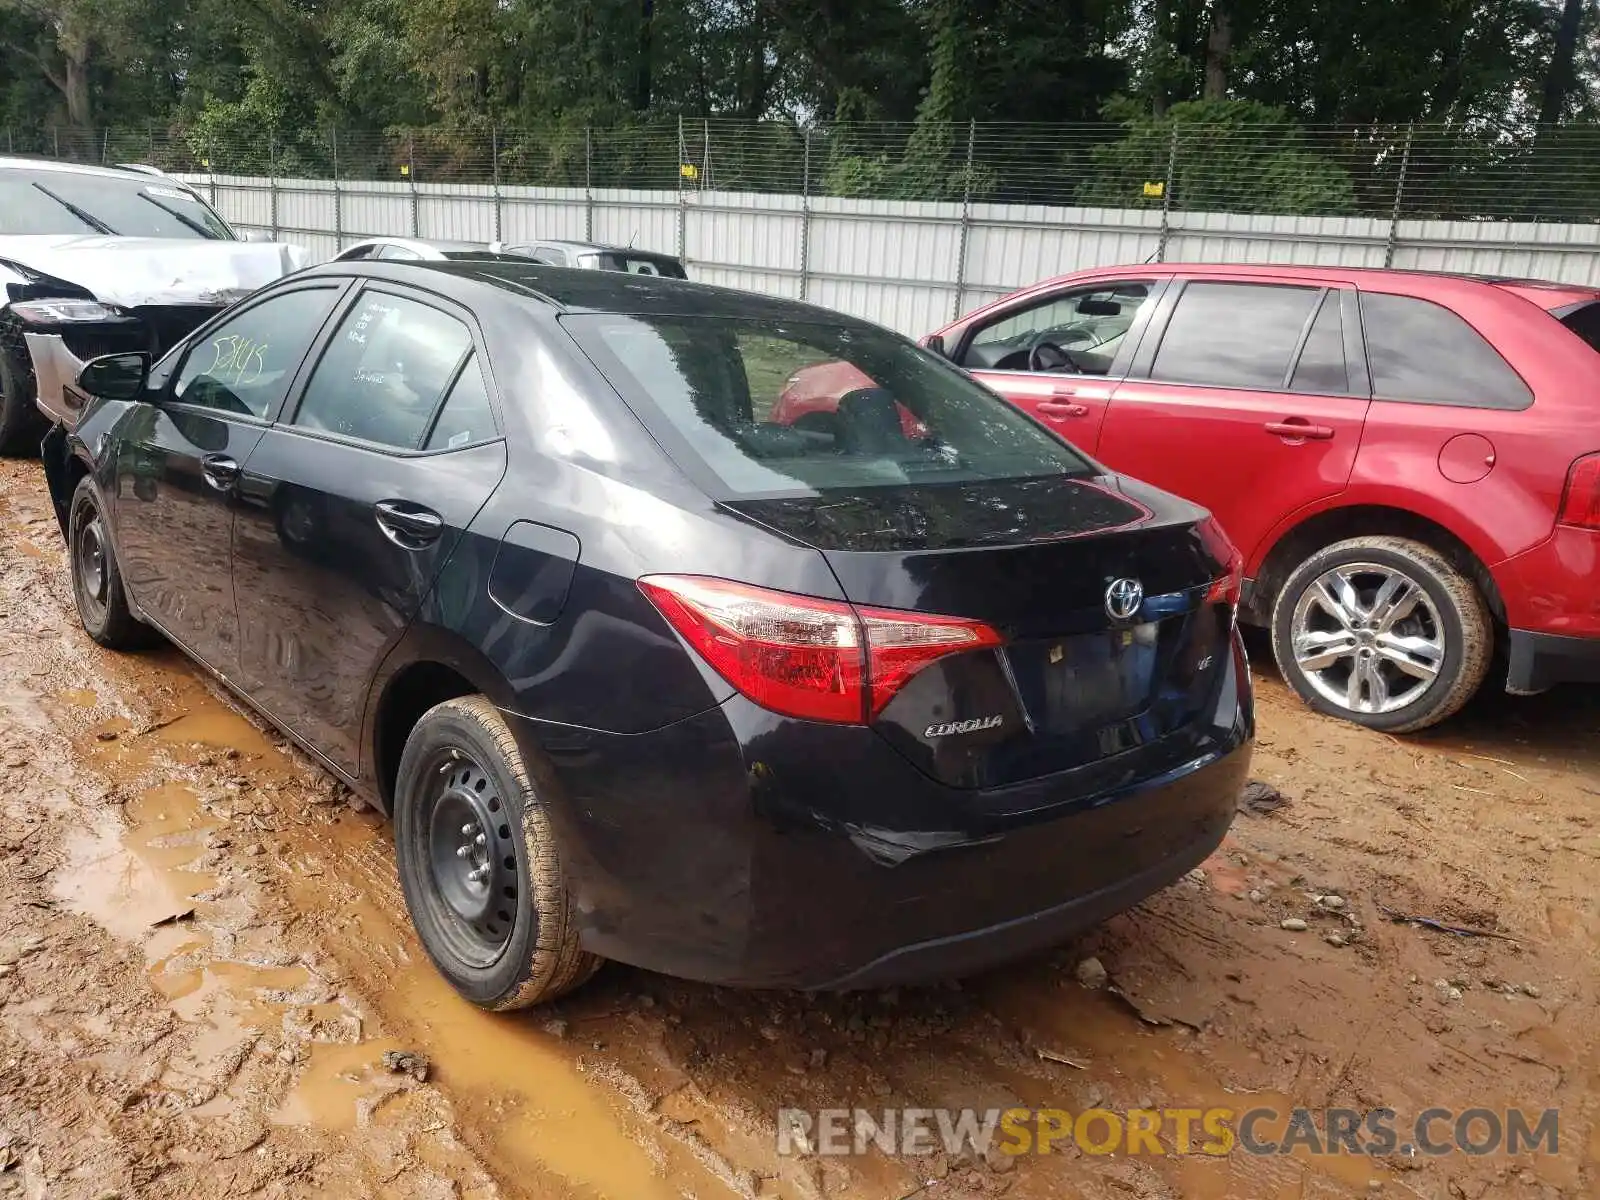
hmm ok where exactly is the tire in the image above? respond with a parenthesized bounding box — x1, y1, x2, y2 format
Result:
(68, 475, 158, 651)
(393, 695, 600, 1009)
(1270, 535, 1492, 734)
(0, 343, 45, 458)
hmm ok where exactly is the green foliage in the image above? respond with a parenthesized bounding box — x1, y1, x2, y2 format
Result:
(0, 0, 1596, 225)
(1077, 99, 1358, 215)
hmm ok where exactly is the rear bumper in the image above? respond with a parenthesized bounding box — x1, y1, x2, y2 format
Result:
(1492, 525, 1600, 640)
(1506, 628, 1600, 694)
(502, 631, 1253, 989)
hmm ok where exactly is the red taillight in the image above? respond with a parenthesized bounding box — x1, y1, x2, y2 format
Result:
(858, 606, 1004, 717)
(637, 575, 1002, 724)
(1197, 516, 1244, 607)
(1559, 453, 1600, 530)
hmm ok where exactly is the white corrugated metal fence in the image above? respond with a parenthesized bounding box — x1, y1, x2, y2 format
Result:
(179, 174, 1600, 335)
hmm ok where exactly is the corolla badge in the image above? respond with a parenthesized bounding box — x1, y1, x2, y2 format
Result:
(925, 715, 1004, 739)
(1105, 577, 1144, 621)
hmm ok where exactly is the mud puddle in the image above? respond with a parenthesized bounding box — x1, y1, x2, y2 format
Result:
(4, 457, 1598, 1199)
(62, 658, 756, 1199)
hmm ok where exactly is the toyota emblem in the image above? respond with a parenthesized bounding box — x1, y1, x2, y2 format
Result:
(1105, 578, 1144, 621)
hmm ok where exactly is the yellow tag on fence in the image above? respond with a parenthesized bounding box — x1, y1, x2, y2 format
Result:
(1142, 181, 1165, 198)
(680, 163, 699, 180)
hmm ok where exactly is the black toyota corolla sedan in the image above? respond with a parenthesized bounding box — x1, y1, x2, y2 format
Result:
(40, 260, 1253, 1008)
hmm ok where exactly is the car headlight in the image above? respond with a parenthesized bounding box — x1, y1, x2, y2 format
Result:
(9, 299, 125, 324)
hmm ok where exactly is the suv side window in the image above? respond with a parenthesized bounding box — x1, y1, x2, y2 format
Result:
(172, 287, 340, 419)
(1361, 292, 1532, 409)
(534, 246, 569, 265)
(962, 281, 1155, 376)
(1289, 290, 1349, 394)
(293, 290, 474, 449)
(1151, 282, 1322, 390)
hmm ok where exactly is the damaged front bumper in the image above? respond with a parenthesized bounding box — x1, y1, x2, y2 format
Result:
(23, 332, 87, 429)
(22, 303, 222, 429)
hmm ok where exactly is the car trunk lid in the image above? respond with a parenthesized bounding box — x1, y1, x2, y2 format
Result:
(721, 475, 1238, 789)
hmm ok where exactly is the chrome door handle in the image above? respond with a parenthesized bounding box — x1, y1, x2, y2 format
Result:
(374, 499, 444, 548)
(201, 454, 240, 491)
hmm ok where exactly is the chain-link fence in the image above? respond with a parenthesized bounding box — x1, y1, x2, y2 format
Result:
(8, 119, 1600, 222)
(10, 119, 1600, 334)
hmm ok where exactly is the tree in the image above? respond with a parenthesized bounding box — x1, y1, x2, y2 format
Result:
(1077, 99, 1358, 214)
(2, 0, 98, 127)
(1538, 0, 1590, 127)
(1204, 0, 1232, 99)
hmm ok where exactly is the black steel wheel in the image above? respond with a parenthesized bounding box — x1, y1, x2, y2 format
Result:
(68, 475, 156, 650)
(394, 695, 600, 1009)
(421, 751, 522, 966)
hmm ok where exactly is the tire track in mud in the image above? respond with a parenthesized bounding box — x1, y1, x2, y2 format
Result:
(1, 457, 1597, 1200)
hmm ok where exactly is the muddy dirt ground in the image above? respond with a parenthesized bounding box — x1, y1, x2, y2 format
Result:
(0, 457, 1595, 1200)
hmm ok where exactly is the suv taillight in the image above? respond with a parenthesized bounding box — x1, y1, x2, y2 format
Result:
(637, 575, 1002, 725)
(1559, 453, 1600, 530)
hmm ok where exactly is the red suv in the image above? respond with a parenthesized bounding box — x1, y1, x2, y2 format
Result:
(775, 265, 1600, 732)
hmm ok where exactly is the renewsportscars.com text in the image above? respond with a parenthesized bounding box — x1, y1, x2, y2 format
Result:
(776, 1106, 1560, 1159)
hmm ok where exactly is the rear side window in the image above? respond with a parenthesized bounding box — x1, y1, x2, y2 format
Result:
(294, 291, 474, 449)
(1361, 293, 1532, 409)
(425, 355, 497, 450)
(564, 314, 1093, 498)
(1152, 282, 1322, 390)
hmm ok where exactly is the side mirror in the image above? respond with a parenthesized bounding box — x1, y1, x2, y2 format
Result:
(78, 352, 150, 402)
(237, 229, 276, 244)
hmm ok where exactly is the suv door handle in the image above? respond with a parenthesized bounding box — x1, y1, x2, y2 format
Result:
(201, 454, 240, 491)
(374, 499, 444, 548)
(1037, 401, 1090, 419)
(1264, 420, 1335, 441)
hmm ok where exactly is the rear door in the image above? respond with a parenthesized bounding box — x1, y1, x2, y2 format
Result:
(231, 284, 506, 774)
(1097, 278, 1371, 564)
(952, 278, 1167, 454)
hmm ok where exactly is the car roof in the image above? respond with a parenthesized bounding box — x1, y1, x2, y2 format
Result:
(305, 259, 879, 326)
(0, 155, 174, 184)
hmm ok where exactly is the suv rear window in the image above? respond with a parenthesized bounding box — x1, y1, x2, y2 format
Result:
(565, 314, 1094, 498)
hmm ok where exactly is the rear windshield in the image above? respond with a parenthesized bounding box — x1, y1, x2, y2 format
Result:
(0, 167, 234, 239)
(565, 314, 1094, 498)
(585, 253, 688, 279)
(1559, 302, 1600, 354)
